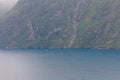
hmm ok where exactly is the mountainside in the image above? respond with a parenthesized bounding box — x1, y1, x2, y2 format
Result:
(0, 0, 120, 49)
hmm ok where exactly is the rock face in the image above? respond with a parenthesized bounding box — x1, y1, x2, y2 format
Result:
(0, 0, 120, 49)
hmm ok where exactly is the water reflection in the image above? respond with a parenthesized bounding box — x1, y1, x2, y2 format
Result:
(0, 49, 120, 80)
(0, 52, 30, 80)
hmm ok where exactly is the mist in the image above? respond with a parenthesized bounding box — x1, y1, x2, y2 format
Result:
(0, 0, 18, 15)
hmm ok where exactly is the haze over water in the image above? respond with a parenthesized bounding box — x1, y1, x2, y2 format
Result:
(0, 49, 120, 80)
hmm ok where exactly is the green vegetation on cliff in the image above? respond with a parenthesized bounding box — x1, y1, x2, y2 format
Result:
(0, 0, 120, 49)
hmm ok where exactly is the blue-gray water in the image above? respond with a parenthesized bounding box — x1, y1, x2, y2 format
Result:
(0, 49, 120, 80)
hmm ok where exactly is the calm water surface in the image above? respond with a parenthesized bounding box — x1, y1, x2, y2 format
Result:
(0, 49, 120, 80)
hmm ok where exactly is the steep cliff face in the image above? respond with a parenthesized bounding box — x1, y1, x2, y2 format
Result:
(0, 0, 120, 49)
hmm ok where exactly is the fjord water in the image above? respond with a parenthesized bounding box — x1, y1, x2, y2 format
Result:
(0, 49, 120, 80)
